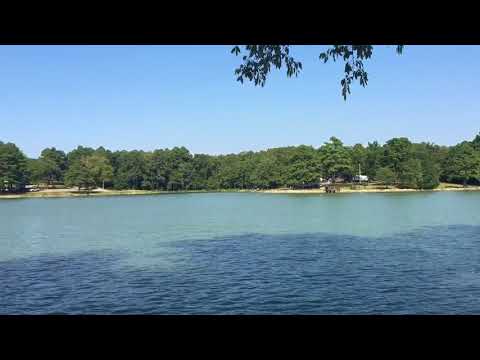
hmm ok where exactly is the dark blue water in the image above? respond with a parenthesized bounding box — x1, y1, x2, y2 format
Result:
(2, 225, 480, 314)
(1, 193, 480, 314)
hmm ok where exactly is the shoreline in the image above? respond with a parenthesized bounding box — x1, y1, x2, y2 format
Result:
(260, 187, 480, 194)
(0, 188, 249, 200)
(1, 184, 480, 199)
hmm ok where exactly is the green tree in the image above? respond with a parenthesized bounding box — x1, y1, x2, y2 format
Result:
(365, 141, 383, 180)
(29, 147, 67, 188)
(39, 147, 67, 184)
(279, 146, 321, 187)
(472, 132, 480, 151)
(419, 157, 440, 189)
(88, 153, 113, 189)
(412, 143, 440, 189)
(215, 154, 244, 189)
(35, 159, 57, 186)
(27, 158, 49, 185)
(143, 151, 166, 190)
(350, 144, 367, 177)
(398, 159, 423, 189)
(166, 147, 194, 190)
(0, 142, 29, 192)
(190, 154, 219, 190)
(64, 159, 94, 191)
(112, 150, 146, 190)
(383, 137, 413, 183)
(443, 142, 480, 186)
(262, 147, 297, 187)
(319, 137, 352, 181)
(64, 153, 113, 191)
(376, 167, 396, 188)
(231, 45, 404, 100)
(67, 146, 95, 168)
(251, 154, 280, 189)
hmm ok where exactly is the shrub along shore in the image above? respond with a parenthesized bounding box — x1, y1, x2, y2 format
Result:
(1, 133, 480, 195)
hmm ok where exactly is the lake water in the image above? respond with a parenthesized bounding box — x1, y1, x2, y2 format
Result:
(1, 192, 480, 314)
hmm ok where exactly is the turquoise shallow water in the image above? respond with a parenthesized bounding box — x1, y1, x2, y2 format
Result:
(1, 192, 480, 314)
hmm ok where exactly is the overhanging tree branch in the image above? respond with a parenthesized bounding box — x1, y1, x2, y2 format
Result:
(232, 45, 404, 100)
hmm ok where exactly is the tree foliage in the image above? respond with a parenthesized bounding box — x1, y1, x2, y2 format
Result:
(364, 141, 383, 179)
(472, 132, 480, 151)
(318, 137, 351, 180)
(65, 151, 113, 191)
(2, 131, 480, 194)
(232, 45, 404, 99)
(28, 147, 67, 186)
(442, 141, 480, 186)
(376, 167, 395, 188)
(0, 141, 28, 192)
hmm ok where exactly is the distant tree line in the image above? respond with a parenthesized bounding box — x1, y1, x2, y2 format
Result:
(1, 133, 480, 193)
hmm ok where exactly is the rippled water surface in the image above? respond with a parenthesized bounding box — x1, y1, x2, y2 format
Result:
(1, 192, 480, 314)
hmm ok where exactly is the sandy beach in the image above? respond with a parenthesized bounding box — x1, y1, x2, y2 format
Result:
(261, 187, 480, 194)
(0, 188, 215, 199)
(261, 183, 480, 194)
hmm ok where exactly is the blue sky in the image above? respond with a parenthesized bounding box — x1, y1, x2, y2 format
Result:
(1, 45, 479, 158)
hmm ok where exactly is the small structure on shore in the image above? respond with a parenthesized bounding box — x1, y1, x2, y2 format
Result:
(353, 175, 369, 182)
(325, 184, 341, 193)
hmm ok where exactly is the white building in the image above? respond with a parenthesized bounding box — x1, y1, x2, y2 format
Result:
(353, 175, 369, 182)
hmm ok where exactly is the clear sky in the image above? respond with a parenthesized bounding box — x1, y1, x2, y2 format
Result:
(1, 45, 479, 158)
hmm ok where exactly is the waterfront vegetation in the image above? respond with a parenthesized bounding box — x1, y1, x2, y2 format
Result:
(1, 133, 480, 194)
